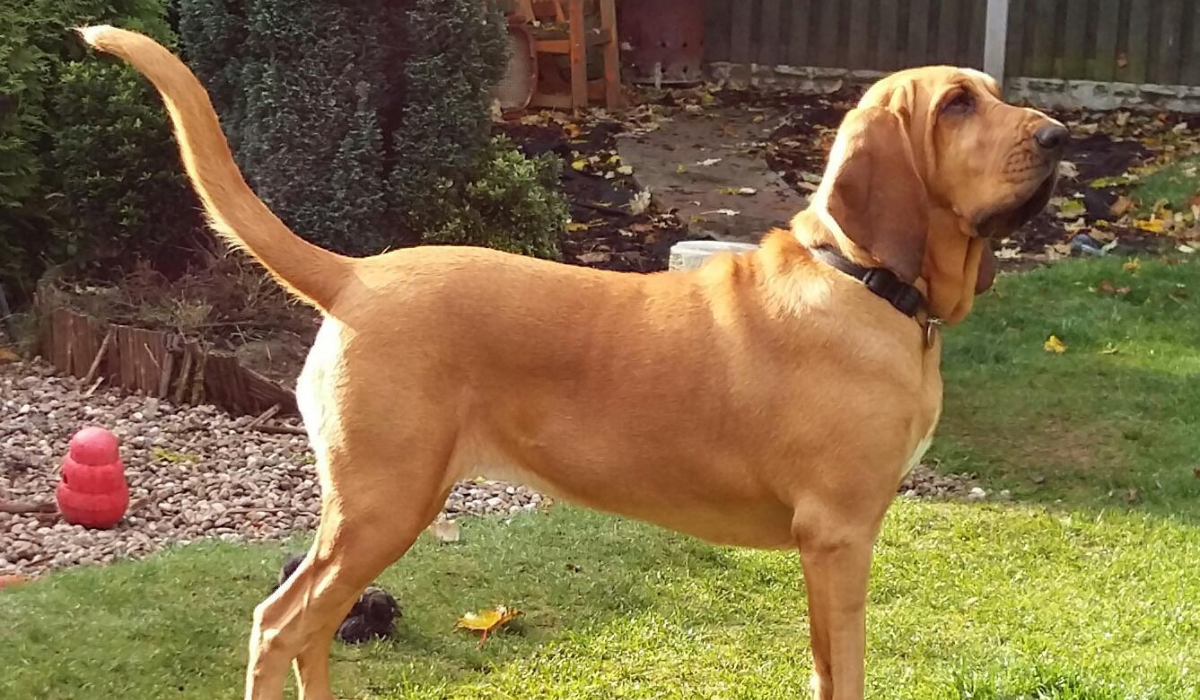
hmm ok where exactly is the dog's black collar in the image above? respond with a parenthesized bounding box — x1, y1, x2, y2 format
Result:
(809, 246, 925, 318)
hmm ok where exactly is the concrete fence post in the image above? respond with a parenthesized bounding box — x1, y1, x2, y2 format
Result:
(984, 0, 1010, 84)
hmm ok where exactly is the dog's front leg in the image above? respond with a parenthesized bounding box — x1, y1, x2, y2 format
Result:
(794, 513, 880, 700)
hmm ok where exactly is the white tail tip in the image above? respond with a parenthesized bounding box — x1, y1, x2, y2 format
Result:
(76, 25, 115, 46)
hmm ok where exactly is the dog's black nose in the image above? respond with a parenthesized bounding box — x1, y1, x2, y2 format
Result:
(1034, 124, 1069, 151)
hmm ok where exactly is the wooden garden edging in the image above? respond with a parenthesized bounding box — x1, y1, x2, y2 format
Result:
(40, 305, 297, 417)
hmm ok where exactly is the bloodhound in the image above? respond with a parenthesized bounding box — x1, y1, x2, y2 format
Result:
(80, 26, 1065, 700)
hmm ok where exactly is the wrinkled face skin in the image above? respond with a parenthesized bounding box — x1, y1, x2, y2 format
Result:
(860, 67, 1065, 240)
(852, 67, 1065, 322)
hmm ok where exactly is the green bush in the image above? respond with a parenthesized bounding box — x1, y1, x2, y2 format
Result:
(178, 0, 566, 258)
(424, 137, 566, 259)
(0, 0, 202, 299)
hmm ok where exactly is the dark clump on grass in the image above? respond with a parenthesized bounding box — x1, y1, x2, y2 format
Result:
(275, 553, 401, 645)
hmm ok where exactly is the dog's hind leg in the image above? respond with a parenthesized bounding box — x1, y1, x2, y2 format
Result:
(243, 451, 451, 700)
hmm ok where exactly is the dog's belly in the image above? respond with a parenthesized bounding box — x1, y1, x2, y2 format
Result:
(471, 459, 799, 550)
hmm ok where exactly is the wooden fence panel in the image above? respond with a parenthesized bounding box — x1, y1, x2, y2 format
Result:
(878, 0, 900, 70)
(1187, 2, 1200, 86)
(817, 0, 840, 67)
(849, 0, 871, 69)
(788, 0, 813, 66)
(1092, 0, 1120, 82)
(1156, 0, 1185, 86)
(703, 0, 1200, 86)
(730, 0, 755, 66)
(759, 0, 783, 66)
(1125, 0, 1152, 84)
(907, 0, 933, 67)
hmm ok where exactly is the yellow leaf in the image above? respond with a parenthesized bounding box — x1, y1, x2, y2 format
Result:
(1055, 198, 1086, 220)
(457, 605, 521, 646)
(566, 221, 592, 232)
(1123, 258, 1141, 272)
(571, 159, 588, 172)
(616, 165, 634, 176)
(1133, 218, 1164, 233)
(0, 347, 18, 364)
(675, 163, 688, 174)
(563, 123, 582, 139)
(1043, 335, 1067, 354)
(752, 114, 765, 123)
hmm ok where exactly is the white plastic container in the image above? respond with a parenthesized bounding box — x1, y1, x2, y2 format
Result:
(667, 241, 760, 271)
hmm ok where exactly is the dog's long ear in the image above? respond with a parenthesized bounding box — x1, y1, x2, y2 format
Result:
(976, 243, 996, 295)
(813, 107, 929, 283)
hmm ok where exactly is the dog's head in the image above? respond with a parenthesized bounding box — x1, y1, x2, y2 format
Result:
(807, 67, 1065, 324)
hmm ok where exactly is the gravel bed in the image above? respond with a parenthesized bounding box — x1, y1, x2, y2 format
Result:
(3, 360, 981, 578)
(1, 361, 542, 577)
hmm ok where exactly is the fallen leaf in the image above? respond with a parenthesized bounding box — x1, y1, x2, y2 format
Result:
(429, 517, 461, 544)
(1132, 218, 1161, 235)
(571, 159, 588, 171)
(457, 605, 521, 647)
(1057, 160, 1079, 179)
(1109, 195, 1135, 217)
(1124, 488, 1141, 504)
(576, 251, 611, 264)
(694, 157, 722, 167)
(718, 186, 757, 196)
(1179, 244, 1196, 254)
(563, 123, 583, 139)
(1193, 464, 1200, 480)
(1100, 343, 1120, 355)
(752, 114, 765, 123)
(566, 221, 593, 232)
(616, 165, 634, 176)
(1055, 198, 1087, 220)
(675, 163, 688, 174)
(1123, 258, 1141, 272)
(1043, 335, 1067, 354)
(0, 347, 18, 364)
(629, 189, 652, 215)
(1096, 279, 1131, 296)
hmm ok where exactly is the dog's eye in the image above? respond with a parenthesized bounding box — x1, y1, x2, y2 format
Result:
(943, 90, 974, 115)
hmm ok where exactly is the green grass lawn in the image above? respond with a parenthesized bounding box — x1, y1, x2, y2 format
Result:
(2, 255, 1198, 699)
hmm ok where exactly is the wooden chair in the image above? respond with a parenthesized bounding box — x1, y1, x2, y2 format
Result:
(517, 0, 621, 112)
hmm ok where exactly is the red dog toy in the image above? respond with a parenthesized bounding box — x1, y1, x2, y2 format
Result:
(55, 427, 129, 529)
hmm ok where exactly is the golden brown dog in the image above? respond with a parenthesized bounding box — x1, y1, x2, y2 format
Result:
(80, 26, 1065, 700)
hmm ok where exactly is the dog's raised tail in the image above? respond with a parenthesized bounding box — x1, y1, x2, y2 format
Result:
(77, 25, 348, 311)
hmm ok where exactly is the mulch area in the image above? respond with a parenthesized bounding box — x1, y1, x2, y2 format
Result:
(499, 85, 1198, 274)
(496, 119, 688, 272)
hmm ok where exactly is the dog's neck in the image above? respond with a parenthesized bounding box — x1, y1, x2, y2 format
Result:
(791, 209, 928, 320)
(791, 207, 987, 326)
